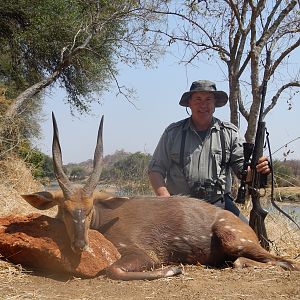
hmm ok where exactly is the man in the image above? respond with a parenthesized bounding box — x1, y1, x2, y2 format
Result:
(148, 80, 270, 217)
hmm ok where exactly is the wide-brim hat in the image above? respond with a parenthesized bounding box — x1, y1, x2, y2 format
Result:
(179, 80, 228, 107)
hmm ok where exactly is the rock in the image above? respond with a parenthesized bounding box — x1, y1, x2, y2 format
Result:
(0, 213, 120, 278)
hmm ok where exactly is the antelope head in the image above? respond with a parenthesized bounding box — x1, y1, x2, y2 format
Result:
(22, 112, 104, 254)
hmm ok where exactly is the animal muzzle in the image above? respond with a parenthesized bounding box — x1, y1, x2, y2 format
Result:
(71, 222, 89, 253)
(69, 209, 91, 253)
(71, 238, 89, 253)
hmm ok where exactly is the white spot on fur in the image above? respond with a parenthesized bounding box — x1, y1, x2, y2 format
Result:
(230, 228, 237, 232)
(73, 219, 78, 223)
(200, 236, 207, 239)
(174, 236, 180, 240)
(237, 245, 243, 250)
(240, 238, 246, 243)
(183, 236, 189, 241)
(119, 243, 127, 248)
(247, 239, 254, 243)
(219, 218, 226, 222)
(224, 225, 232, 230)
(165, 270, 176, 277)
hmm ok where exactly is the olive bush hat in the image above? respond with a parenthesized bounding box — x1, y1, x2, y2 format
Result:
(179, 80, 228, 107)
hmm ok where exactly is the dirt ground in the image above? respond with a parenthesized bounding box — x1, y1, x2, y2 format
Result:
(1, 262, 300, 300)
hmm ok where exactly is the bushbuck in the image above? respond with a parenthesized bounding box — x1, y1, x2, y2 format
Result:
(21, 113, 299, 280)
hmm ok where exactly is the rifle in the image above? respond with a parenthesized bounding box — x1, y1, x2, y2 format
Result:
(236, 79, 270, 250)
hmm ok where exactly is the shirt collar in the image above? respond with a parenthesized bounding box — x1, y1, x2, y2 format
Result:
(186, 116, 221, 131)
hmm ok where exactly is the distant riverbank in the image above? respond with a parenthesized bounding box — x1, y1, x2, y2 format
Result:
(268, 201, 300, 223)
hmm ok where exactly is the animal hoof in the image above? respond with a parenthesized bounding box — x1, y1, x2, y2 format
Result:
(164, 265, 183, 277)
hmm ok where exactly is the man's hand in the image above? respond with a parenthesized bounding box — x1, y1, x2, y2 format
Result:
(256, 156, 271, 175)
(148, 171, 171, 197)
(246, 156, 271, 182)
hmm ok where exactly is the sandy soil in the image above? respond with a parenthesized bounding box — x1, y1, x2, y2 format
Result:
(1, 263, 299, 300)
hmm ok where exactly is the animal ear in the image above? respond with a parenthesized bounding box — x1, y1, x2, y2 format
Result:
(21, 191, 61, 210)
(94, 195, 129, 210)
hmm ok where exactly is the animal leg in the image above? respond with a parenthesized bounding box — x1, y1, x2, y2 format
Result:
(213, 220, 299, 271)
(233, 257, 275, 269)
(105, 248, 183, 281)
(227, 240, 299, 271)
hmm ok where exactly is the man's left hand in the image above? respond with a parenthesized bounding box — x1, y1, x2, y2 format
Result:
(256, 156, 271, 175)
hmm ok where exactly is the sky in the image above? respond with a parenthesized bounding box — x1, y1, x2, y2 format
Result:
(35, 55, 300, 164)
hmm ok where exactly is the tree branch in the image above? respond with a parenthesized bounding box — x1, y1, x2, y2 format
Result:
(268, 38, 300, 79)
(255, 0, 297, 52)
(263, 81, 300, 116)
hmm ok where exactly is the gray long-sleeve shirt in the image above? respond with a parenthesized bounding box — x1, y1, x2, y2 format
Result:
(148, 117, 245, 203)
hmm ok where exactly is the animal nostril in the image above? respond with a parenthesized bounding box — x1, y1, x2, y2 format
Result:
(72, 240, 87, 252)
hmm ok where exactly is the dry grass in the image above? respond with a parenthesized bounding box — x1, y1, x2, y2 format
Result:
(0, 156, 56, 217)
(239, 192, 300, 260)
(266, 211, 300, 259)
(0, 259, 28, 279)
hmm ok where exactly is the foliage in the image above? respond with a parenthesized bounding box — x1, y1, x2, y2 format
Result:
(56, 150, 153, 195)
(0, 0, 166, 117)
(283, 159, 300, 178)
(0, 86, 43, 160)
(273, 159, 299, 187)
(69, 165, 88, 181)
(0, 88, 49, 179)
(18, 142, 54, 180)
(0, 87, 52, 182)
(19, 148, 55, 180)
(1, 1, 114, 100)
(102, 149, 131, 169)
(41, 155, 55, 180)
(0, 0, 166, 177)
(100, 151, 153, 195)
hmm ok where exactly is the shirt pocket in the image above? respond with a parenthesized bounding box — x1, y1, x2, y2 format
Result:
(211, 149, 223, 176)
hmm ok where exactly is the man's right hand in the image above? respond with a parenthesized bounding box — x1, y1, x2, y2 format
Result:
(148, 171, 171, 197)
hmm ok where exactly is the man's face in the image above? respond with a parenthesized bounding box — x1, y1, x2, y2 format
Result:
(188, 91, 216, 121)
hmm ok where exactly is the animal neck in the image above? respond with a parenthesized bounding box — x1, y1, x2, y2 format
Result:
(56, 205, 64, 221)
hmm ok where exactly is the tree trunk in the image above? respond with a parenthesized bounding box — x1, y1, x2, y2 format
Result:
(5, 69, 61, 118)
(228, 71, 240, 127)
